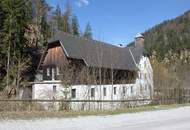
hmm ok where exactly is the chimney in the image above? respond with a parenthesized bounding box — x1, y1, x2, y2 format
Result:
(134, 33, 145, 57)
(134, 33, 144, 48)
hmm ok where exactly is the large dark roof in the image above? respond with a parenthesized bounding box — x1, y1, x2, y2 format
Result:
(48, 32, 143, 71)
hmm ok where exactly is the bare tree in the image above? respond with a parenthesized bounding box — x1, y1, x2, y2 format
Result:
(59, 64, 75, 110)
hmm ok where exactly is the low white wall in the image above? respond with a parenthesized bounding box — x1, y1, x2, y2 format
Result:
(32, 82, 151, 110)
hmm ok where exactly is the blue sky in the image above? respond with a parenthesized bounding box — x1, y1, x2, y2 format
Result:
(46, 0, 190, 46)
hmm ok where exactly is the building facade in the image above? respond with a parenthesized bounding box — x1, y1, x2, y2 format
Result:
(32, 32, 153, 110)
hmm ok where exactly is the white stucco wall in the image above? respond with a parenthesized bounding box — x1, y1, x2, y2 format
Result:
(32, 56, 153, 110)
(33, 83, 140, 100)
(136, 56, 154, 99)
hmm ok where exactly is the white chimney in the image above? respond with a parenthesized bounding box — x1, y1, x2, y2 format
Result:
(135, 33, 144, 47)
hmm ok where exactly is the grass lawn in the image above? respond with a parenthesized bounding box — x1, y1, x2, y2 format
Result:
(0, 103, 190, 120)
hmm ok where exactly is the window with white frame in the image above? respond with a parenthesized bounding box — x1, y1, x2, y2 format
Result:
(140, 84, 143, 94)
(122, 87, 126, 95)
(114, 87, 117, 95)
(131, 86, 133, 94)
(91, 88, 95, 98)
(71, 89, 76, 98)
(47, 68, 50, 76)
(140, 73, 142, 79)
(52, 68, 55, 80)
(56, 66, 60, 75)
(53, 85, 56, 93)
(103, 87, 106, 96)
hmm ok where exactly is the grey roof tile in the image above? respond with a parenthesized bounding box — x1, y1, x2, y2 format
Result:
(48, 32, 143, 71)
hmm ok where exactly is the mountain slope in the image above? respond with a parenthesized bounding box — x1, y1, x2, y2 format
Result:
(143, 10, 190, 59)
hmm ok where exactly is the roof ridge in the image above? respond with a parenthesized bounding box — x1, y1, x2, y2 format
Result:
(58, 31, 123, 49)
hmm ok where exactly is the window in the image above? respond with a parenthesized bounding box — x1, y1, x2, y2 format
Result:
(123, 87, 126, 95)
(139, 73, 141, 79)
(52, 68, 55, 80)
(56, 67, 60, 75)
(140, 73, 144, 79)
(140, 85, 143, 94)
(145, 85, 148, 91)
(144, 61, 146, 67)
(131, 86, 133, 94)
(47, 68, 50, 76)
(114, 87, 117, 95)
(103, 87, 106, 96)
(71, 89, 76, 98)
(53, 85, 56, 93)
(91, 88, 95, 98)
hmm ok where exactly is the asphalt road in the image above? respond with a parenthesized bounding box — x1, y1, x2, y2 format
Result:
(1, 106, 190, 130)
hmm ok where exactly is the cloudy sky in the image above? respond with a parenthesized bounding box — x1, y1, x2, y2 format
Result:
(46, 0, 190, 45)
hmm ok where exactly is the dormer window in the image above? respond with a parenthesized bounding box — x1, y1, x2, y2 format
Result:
(47, 68, 50, 76)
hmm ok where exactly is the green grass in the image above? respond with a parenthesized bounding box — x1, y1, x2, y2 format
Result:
(0, 103, 190, 120)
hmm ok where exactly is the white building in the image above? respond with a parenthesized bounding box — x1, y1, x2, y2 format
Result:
(31, 32, 153, 110)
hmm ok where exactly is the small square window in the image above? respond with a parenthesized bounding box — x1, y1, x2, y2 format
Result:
(53, 85, 56, 93)
(114, 87, 117, 95)
(91, 88, 95, 98)
(71, 89, 76, 98)
(103, 87, 106, 96)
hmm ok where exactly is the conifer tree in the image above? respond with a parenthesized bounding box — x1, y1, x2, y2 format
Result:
(83, 22, 93, 39)
(62, 0, 71, 33)
(71, 15, 80, 36)
(41, 14, 50, 45)
(0, 0, 32, 97)
(54, 5, 62, 31)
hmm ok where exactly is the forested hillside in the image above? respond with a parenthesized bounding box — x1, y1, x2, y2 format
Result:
(142, 10, 190, 98)
(143, 10, 190, 59)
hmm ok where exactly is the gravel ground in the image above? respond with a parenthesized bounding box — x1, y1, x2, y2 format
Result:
(0, 106, 190, 130)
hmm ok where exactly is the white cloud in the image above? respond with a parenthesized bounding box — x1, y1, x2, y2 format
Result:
(76, 0, 89, 8)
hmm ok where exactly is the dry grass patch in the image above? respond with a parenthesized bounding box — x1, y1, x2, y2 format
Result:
(0, 103, 190, 120)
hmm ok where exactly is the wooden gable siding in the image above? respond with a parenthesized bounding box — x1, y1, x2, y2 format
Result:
(43, 43, 68, 66)
(42, 42, 69, 80)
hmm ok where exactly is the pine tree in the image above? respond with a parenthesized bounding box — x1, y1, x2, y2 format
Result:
(0, 1, 5, 31)
(32, 0, 51, 47)
(41, 14, 50, 45)
(54, 5, 62, 31)
(0, 0, 7, 90)
(50, 0, 72, 34)
(62, 0, 71, 33)
(71, 15, 80, 36)
(83, 22, 93, 39)
(0, 0, 32, 97)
